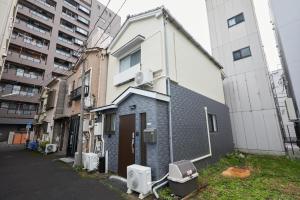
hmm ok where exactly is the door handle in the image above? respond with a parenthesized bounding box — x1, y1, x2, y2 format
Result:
(131, 132, 135, 154)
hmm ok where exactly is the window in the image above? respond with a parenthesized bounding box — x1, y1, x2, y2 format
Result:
(77, 15, 89, 25)
(75, 27, 88, 36)
(78, 5, 90, 15)
(208, 114, 218, 133)
(12, 85, 21, 95)
(0, 102, 9, 109)
(228, 13, 244, 28)
(119, 50, 141, 72)
(16, 68, 24, 76)
(104, 113, 116, 133)
(74, 38, 83, 46)
(233, 46, 251, 61)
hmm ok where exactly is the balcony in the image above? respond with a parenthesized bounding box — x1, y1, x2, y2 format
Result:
(10, 34, 49, 54)
(0, 109, 36, 119)
(6, 51, 46, 70)
(70, 86, 89, 101)
(14, 19, 51, 40)
(26, 0, 56, 13)
(17, 4, 53, 24)
(0, 90, 40, 104)
(1, 68, 44, 86)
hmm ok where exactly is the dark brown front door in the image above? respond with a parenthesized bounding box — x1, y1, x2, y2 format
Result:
(118, 114, 135, 177)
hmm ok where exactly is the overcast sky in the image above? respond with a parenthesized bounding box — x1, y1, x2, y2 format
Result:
(99, 0, 281, 71)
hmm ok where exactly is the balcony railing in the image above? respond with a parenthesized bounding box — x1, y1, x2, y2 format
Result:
(60, 24, 74, 32)
(56, 49, 71, 57)
(70, 86, 89, 100)
(35, 0, 55, 9)
(64, 0, 77, 10)
(54, 63, 70, 71)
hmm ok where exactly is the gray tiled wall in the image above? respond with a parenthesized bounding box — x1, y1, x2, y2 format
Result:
(170, 82, 234, 169)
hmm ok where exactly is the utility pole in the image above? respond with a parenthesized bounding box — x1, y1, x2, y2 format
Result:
(74, 41, 87, 167)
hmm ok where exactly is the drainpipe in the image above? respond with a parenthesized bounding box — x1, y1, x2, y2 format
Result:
(191, 107, 212, 163)
(162, 8, 174, 163)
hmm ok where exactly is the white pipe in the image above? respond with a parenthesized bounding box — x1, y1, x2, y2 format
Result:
(101, 114, 105, 157)
(109, 175, 127, 184)
(153, 181, 168, 199)
(105, 150, 108, 173)
(151, 173, 169, 186)
(162, 8, 174, 163)
(191, 106, 212, 163)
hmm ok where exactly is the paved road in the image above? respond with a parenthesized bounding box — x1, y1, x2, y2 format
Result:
(0, 147, 123, 200)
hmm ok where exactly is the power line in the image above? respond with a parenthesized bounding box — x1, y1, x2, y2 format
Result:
(93, 0, 127, 48)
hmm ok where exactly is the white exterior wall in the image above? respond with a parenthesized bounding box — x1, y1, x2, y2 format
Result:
(106, 11, 226, 105)
(206, 0, 284, 154)
(106, 16, 167, 104)
(166, 22, 225, 104)
(269, 0, 300, 118)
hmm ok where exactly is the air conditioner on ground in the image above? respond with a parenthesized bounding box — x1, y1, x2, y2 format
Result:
(45, 144, 57, 155)
(135, 70, 153, 87)
(84, 153, 99, 171)
(127, 164, 152, 199)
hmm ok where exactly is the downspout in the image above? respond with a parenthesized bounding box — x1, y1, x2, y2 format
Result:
(162, 8, 174, 163)
(191, 107, 212, 163)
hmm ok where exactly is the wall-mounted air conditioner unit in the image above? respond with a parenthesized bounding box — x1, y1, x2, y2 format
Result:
(285, 98, 298, 121)
(134, 70, 153, 87)
(84, 97, 93, 108)
(94, 122, 102, 136)
(83, 119, 89, 132)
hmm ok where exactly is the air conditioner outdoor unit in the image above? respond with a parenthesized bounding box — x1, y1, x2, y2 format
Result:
(84, 97, 93, 108)
(83, 119, 89, 132)
(127, 164, 152, 199)
(135, 70, 153, 87)
(84, 153, 99, 171)
(94, 122, 102, 136)
(45, 144, 57, 155)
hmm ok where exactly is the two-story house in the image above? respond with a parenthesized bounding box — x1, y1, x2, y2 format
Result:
(34, 47, 108, 155)
(91, 7, 234, 180)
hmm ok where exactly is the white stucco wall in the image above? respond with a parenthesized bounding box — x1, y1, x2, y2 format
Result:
(106, 16, 167, 104)
(166, 22, 225, 104)
(106, 12, 226, 105)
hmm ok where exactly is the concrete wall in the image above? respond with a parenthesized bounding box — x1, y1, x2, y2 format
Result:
(206, 0, 285, 154)
(269, 0, 300, 118)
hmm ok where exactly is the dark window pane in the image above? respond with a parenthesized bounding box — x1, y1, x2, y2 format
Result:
(130, 50, 141, 66)
(241, 47, 251, 58)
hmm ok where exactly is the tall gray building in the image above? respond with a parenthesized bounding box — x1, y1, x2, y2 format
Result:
(269, 0, 300, 145)
(206, 0, 285, 155)
(0, 0, 121, 142)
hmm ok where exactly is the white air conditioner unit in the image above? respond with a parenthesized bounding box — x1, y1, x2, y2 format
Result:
(84, 97, 93, 108)
(94, 122, 102, 136)
(83, 119, 89, 132)
(84, 153, 99, 171)
(127, 164, 152, 199)
(45, 144, 57, 155)
(285, 98, 298, 121)
(34, 115, 39, 120)
(135, 70, 153, 87)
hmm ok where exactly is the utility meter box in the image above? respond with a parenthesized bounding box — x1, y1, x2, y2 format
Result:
(143, 128, 156, 143)
(168, 160, 199, 197)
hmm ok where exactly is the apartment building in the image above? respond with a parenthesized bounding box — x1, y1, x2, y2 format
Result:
(0, 0, 18, 79)
(91, 7, 233, 179)
(0, 0, 121, 142)
(269, 0, 300, 146)
(206, 0, 285, 155)
(35, 48, 108, 156)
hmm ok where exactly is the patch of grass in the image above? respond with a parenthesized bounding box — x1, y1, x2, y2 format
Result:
(160, 152, 300, 200)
